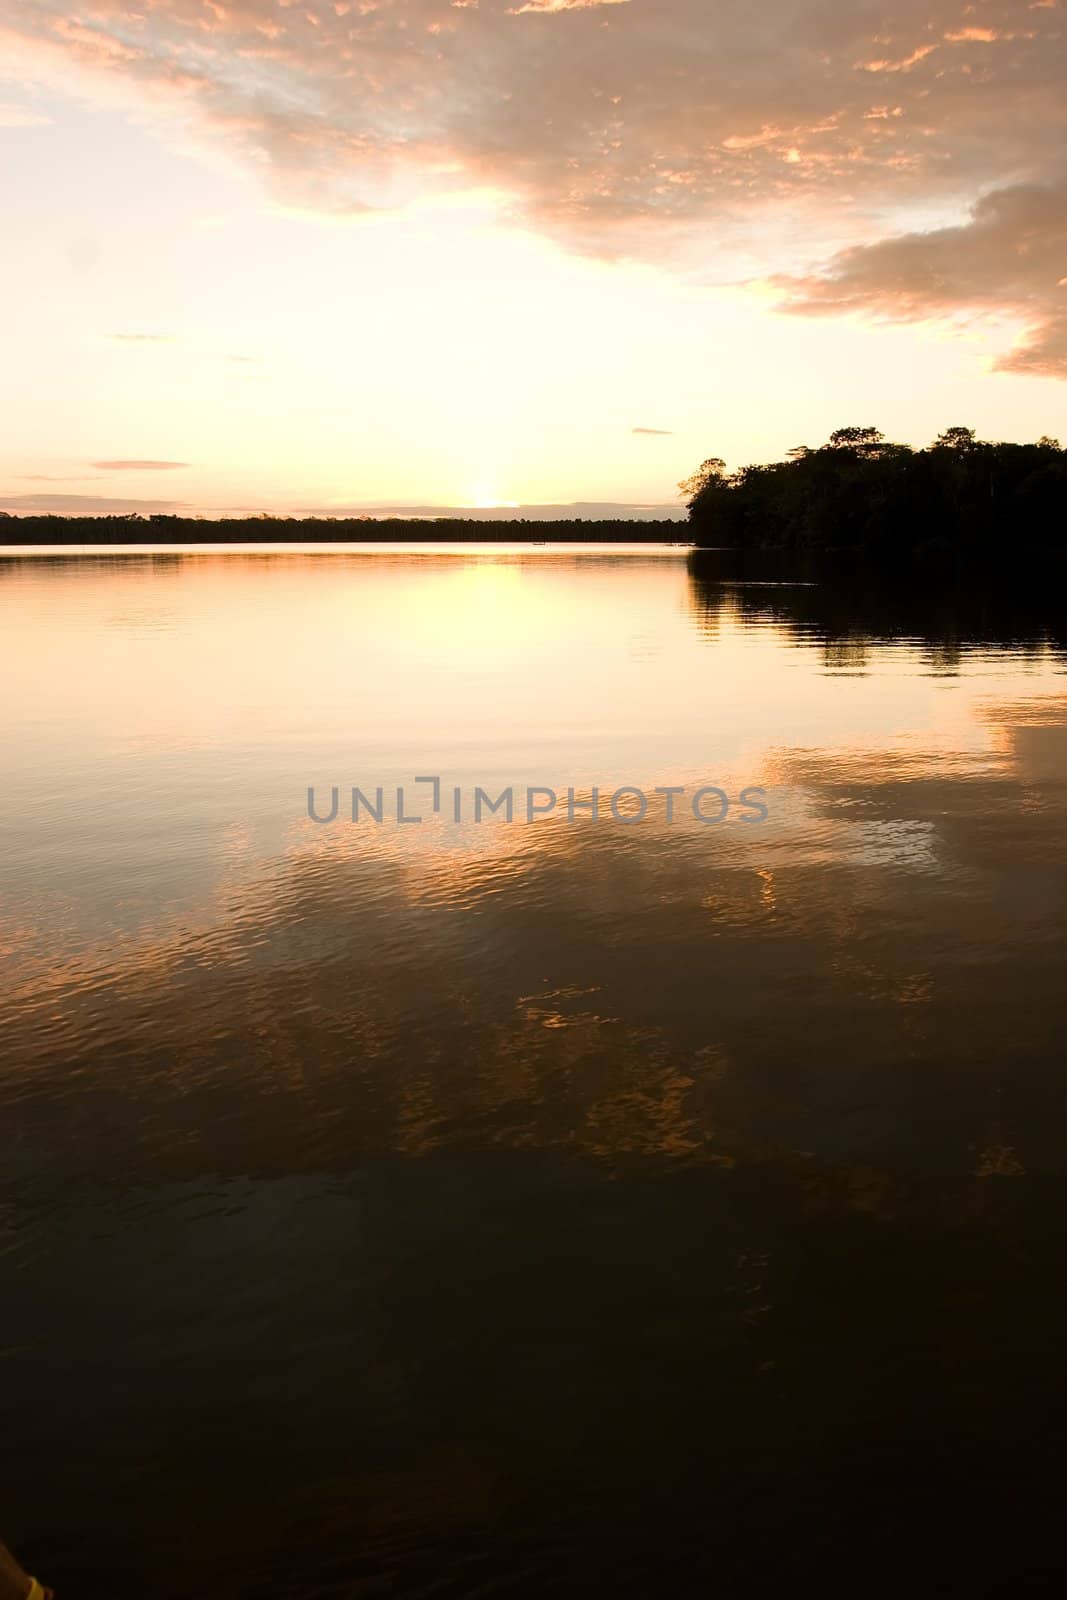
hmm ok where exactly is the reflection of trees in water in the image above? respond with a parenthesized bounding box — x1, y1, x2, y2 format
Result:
(822, 639, 871, 673)
(0, 552, 183, 580)
(687, 550, 1067, 657)
(0, 514, 685, 546)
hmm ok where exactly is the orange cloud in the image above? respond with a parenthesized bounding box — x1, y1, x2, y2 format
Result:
(3, 0, 1065, 368)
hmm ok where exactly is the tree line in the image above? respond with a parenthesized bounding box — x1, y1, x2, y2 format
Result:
(683, 428, 1067, 557)
(0, 514, 685, 546)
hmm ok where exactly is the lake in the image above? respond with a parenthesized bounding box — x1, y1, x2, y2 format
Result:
(2, 545, 1067, 1597)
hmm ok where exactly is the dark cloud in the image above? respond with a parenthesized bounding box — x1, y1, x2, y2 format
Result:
(632, 427, 673, 436)
(778, 180, 1067, 378)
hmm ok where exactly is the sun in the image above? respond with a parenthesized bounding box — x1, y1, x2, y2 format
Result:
(465, 482, 518, 510)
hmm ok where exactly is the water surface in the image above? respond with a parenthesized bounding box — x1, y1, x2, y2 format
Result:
(2, 546, 1067, 1596)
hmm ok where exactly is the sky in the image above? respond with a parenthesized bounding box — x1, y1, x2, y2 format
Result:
(1, 0, 1065, 518)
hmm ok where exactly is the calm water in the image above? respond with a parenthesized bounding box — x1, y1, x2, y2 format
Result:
(3, 546, 1067, 1597)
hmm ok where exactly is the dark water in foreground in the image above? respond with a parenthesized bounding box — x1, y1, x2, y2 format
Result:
(2, 546, 1067, 1596)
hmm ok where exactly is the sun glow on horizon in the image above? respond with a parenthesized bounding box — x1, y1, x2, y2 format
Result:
(465, 485, 519, 510)
(2, 2, 1066, 517)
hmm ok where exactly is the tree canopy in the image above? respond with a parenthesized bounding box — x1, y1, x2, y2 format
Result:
(683, 428, 1067, 558)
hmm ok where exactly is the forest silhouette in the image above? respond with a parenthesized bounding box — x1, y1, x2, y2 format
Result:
(0, 514, 682, 546)
(684, 427, 1067, 558)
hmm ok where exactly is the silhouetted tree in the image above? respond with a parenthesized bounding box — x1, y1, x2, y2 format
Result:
(678, 458, 728, 498)
(685, 427, 1067, 560)
(828, 426, 885, 451)
(932, 427, 980, 452)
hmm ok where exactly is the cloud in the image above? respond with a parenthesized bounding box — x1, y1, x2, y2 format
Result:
(297, 500, 688, 521)
(632, 426, 673, 436)
(0, 494, 685, 520)
(8, 2, 1062, 227)
(91, 459, 191, 471)
(107, 333, 176, 344)
(0, 493, 188, 513)
(510, 0, 630, 12)
(776, 180, 1067, 378)
(4, 0, 1067, 367)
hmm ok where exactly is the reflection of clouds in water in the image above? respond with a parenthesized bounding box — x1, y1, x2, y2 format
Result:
(7, 557, 1067, 1600)
(835, 816, 940, 873)
(4, 557, 1067, 1193)
(5, 697, 1067, 1185)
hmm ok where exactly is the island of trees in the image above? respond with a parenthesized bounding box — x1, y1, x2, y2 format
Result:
(683, 428, 1067, 558)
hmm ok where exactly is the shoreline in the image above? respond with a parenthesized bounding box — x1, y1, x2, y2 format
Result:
(0, 516, 688, 548)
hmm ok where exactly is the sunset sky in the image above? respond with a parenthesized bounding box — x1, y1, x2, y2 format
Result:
(2, 0, 1065, 517)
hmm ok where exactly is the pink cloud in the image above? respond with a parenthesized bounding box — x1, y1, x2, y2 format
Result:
(4, 0, 1066, 367)
(91, 460, 192, 470)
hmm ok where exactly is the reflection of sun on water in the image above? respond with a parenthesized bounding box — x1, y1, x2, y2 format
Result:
(395, 560, 546, 664)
